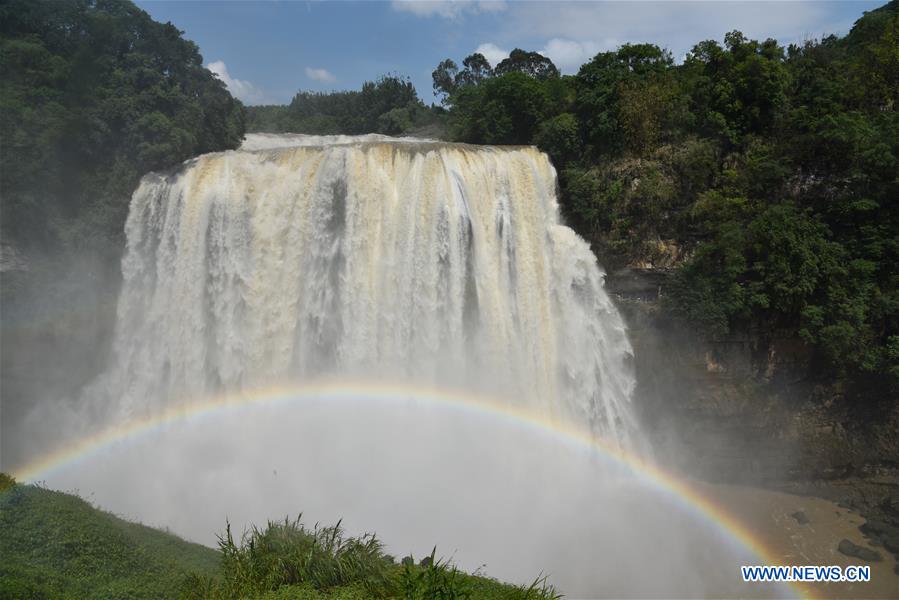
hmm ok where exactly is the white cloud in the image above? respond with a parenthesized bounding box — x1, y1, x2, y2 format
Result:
(305, 67, 337, 84)
(509, 1, 833, 45)
(474, 42, 509, 67)
(206, 60, 267, 104)
(539, 38, 605, 71)
(487, 1, 871, 73)
(475, 38, 608, 73)
(391, 0, 506, 20)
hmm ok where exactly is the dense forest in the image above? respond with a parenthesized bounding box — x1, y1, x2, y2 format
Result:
(1, 0, 896, 405)
(437, 3, 898, 399)
(242, 2, 898, 400)
(0, 0, 245, 262)
(247, 75, 441, 136)
(2, 2, 897, 596)
(0, 0, 247, 425)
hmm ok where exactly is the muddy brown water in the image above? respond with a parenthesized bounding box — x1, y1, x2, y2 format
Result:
(699, 482, 899, 598)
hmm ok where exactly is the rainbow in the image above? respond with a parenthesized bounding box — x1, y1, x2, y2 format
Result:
(9, 379, 801, 598)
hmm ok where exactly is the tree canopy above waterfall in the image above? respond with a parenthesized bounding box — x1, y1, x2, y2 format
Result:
(1, 0, 896, 406)
(0, 0, 246, 257)
(425, 1, 899, 395)
(246, 75, 440, 136)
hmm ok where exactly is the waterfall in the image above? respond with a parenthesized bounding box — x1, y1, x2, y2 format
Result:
(97, 134, 636, 443)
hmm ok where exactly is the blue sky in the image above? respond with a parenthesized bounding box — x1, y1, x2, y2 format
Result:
(135, 1, 883, 105)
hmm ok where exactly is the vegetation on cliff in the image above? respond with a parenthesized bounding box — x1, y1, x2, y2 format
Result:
(0, 0, 249, 432)
(430, 2, 898, 395)
(1, 0, 895, 421)
(0, 0, 246, 260)
(237, 3, 897, 396)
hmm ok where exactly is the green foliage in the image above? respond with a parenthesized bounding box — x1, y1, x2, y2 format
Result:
(398, 548, 471, 600)
(396, 552, 555, 600)
(667, 220, 749, 338)
(843, 0, 899, 110)
(431, 53, 495, 105)
(246, 75, 439, 137)
(576, 44, 677, 153)
(494, 49, 559, 80)
(533, 113, 582, 166)
(449, 73, 550, 144)
(183, 516, 562, 600)
(436, 2, 899, 393)
(0, 483, 220, 599)
(430, 49, 576, 155)
(432, 58, 459, 104)
(456, 53, 494, 87)
(0, 0, 246, 258)
(0, 472, 15, 492)
(669, 202, 840, 336)
(559, 139, 718, 263)
(1, 486, 560, 600)
(196, 516, 394, 599)
(683, 32, 789, 143)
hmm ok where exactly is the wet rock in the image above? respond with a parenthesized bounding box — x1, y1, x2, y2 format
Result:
(860, 519, 899, 556)
(880, 495, 899, 516)
(883, 537, 899, 555)
(837, 539, 882, 562)
(860, 519, 897, 538)
(791, 510, 810, 525)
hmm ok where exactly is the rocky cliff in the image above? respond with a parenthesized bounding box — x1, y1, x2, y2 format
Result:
(605, 267, 899, 484)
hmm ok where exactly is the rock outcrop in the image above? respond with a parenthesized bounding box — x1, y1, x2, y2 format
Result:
(605, 267, 899, 484)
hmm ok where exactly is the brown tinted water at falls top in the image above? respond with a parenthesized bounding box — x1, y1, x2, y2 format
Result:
(90, 133, 636, 443)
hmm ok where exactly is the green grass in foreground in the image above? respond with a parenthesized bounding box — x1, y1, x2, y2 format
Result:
(183, 516, 560, 599)
(0, 475, 220, 599)
(0, 475, 560, 599)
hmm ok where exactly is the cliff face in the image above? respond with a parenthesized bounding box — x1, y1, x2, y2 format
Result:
(606, 267, 899, 483)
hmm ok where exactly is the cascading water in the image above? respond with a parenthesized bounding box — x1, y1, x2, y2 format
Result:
(96, 133, 636, 444)
(16, 134, 799, 598)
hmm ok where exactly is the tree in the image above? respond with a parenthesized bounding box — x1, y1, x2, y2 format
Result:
(450, 72, 549, 145)
(271, 74, 429, 135)
(843, 0, 899, 110)
(683, 31, 788, 143)
(495, 49, 559, 80)
(455, 52, 493, 87)
(533, 113, 581, 166)
(575, 44, 675, 153)
(431, 58, 458, 104)
(434, 3, 899, 392)
(0, 0, 246, 256)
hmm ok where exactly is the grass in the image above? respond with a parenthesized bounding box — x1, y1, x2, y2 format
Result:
(182, 516, 394, 599)
(183, 517, 562, 600)
(0, 475, 562, 599)
(0, 476, 220, 599)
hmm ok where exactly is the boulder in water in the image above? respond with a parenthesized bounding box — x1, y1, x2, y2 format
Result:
(790, 510, 809, 525)
(880, 494, 899, 516)
(859, 519, 899, 555)
(837, 538, 882, 562)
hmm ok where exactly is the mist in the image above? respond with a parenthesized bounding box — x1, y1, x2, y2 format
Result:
(4, 134, 792, 598)
(22, 389, 788, 598)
